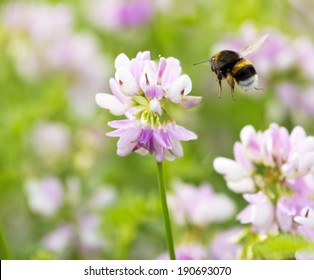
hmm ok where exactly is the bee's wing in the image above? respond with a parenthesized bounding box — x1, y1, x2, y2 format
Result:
(238, 34, 269, 57)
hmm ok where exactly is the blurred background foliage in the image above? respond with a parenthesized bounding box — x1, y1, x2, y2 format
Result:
(1, 0, 314, 259)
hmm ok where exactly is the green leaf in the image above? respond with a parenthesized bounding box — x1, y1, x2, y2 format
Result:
(252, 234, 314, 260)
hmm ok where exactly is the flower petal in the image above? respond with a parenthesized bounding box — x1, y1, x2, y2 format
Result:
(213, 157, 250, 181)
(181, 96, 202, 109)
(240, 125, 256, 146)
(168, 124, 197, 141)
(157, 57, 167, 81)
(166, 74, 192, 103)
(145, 85, 164, 100)
(149, 98, 162, 114)
(115, 53, 130, 69)
(161, 57, 181, 89)
(95, 93, 128, 115)
(290, 126, 306, 148)
(226, 177, 255, 193)
(140, 62, 157, 91)
(109, 78, 127, 104)
(115, 67, 139, 96)
(107, 119, 134, 129)
(169, 138, 183, 158)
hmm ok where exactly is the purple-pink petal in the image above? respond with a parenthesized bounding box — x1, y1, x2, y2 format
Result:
(145, 85, 164, 100)
(167, 124, 197, 141)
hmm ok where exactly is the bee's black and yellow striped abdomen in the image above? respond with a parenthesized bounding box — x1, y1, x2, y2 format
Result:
(231, 59, 257, 83)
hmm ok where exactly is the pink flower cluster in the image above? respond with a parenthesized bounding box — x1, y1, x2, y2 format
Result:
(214, 123, 314, 243)
(96, 51, 201, 162)
(24, 177, 116, 258)
(2, 2, 108, 116)
(85, 0, 156, 30)
(167, 181, 235, 226)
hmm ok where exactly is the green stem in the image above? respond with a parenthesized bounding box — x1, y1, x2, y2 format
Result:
(0, 223, 11, 259)
(156, 161, 176, 260)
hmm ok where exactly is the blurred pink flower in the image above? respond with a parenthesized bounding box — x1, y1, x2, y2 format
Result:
(2, 2, 109, 116)
(237, 192, 275, 234)
(209, 227, 243, 260)
(96, 51, 201, 162)
(276, 82, 314, 119)
(85, 0, 170, 30)
(167, 181, 235, 226)
(24, 177, 64, 217)
(294, 36, 314, 80)
(24, 175, 116, 257)
(42, 215, 106, 257)
(42, 224, 74, 254)
(31, 122, 71, 159)
(157, 244, 208, 260)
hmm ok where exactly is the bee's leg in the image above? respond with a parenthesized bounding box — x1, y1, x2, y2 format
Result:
(217, 72, 223, 99)
(218, 79, 222, 98)
(227, 74, 236, 101)
(254, 86, 263, 91)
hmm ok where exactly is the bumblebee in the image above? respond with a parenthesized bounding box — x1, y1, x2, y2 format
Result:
(195, 35, 268, 100)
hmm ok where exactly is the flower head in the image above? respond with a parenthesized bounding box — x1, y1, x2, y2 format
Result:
(214, 123, 314, 194)
(96, 51, 201, 162)
(214, 123, 314, 235)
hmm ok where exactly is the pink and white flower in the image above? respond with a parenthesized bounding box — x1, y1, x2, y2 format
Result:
(96, 51, 201, 162)
(2, 2, 109, 116)
(214, 123, 314, 237)
(214, 123, 314, 193)
(85, 0, 154, 30)
(24, 177, 64, 217)
(167, 181, 235, 226)
(24, 176, 116, 258)
(96, 51, 199, 116)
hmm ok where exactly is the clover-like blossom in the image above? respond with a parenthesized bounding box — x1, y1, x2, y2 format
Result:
(167, 181, 235, 226)
(96, 51, 201, 162)
(214, 123, 314, 194)
(2, 2, 108, 116)
(24, 176, 116, 258)
(85, 0, 155, 30)
(213, 123, 314, 235)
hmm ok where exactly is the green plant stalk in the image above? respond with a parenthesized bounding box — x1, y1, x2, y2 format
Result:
(156, 161, 176, 260)
(0, 223, 11, 259)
